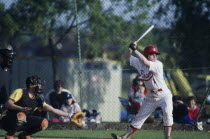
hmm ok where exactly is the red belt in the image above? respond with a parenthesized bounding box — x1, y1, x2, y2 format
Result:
(151, 89, 162, 92)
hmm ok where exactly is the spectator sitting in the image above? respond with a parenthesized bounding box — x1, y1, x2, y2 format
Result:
(46, 80, 72, 109)
(128, 75, 146, 115)
(187, 96, 203, 130)
(188, 96, 201, 122)
(45, 80, 72, 121)
(173, 96, 194, 124)
(60, 93, 82, 122)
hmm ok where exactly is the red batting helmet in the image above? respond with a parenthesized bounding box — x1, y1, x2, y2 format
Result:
(143, 46, 160, 58)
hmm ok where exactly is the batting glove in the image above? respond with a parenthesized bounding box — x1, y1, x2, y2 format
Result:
(129, 43, 136, 51)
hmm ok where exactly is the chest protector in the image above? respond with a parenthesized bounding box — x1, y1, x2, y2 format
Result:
(15, 89, 44, 115)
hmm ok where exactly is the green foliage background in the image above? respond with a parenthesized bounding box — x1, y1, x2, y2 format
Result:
(1, 0, 210, 96)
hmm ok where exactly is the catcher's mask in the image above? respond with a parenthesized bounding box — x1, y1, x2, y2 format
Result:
(143, 46, 160, 58)
(26, 75, 45, 94)
(0, 49, 15, 71)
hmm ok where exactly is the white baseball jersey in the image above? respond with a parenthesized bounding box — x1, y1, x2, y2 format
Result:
(130, 55, 169, 92)
(129, 55, 173, 129)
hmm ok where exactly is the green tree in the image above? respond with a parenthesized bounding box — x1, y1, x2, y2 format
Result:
(81, 0, 156, 66)
(155, 0, 210, 72)
(4, 0, 80, 81)
(1, 0, 157, 77)
(0, 2, 18, 48)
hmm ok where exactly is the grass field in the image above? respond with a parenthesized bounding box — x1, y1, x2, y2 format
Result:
(1, 129, 210, 139)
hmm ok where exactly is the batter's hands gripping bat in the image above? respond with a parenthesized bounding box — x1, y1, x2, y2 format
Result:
(136, 25, 154, 42)
(129, 25, 154, 51)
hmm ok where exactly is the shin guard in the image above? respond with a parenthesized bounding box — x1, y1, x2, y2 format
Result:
(21, 118, 48, 137)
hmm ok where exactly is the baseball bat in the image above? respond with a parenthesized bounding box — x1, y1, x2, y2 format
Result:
(136, 25, 154, 42)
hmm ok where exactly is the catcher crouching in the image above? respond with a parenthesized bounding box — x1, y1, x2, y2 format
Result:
(0, 75, 80, 139)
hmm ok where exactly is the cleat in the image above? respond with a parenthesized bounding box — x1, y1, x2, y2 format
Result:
(111, 133, 120, 139)
(111, 133, 129, 139)
(111, 133, 121, 139)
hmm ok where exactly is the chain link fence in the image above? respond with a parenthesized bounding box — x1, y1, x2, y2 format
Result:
(1, 0, 210, 123)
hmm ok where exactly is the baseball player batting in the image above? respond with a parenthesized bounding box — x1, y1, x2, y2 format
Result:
(111, 41, 173, 139)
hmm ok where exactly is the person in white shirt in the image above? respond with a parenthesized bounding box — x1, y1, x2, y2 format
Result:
(60, 93, 81, 122)
(111, 41, 173, 139)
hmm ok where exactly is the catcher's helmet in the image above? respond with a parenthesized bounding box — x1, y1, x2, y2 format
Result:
(26, 75, 45, 95)
(143, 46, 160, 58)
(0, 48, 15, 71)
(26, 75, 45, 87)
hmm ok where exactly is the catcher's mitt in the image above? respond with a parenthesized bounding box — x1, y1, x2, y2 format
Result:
(70, 112, 85, 127)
